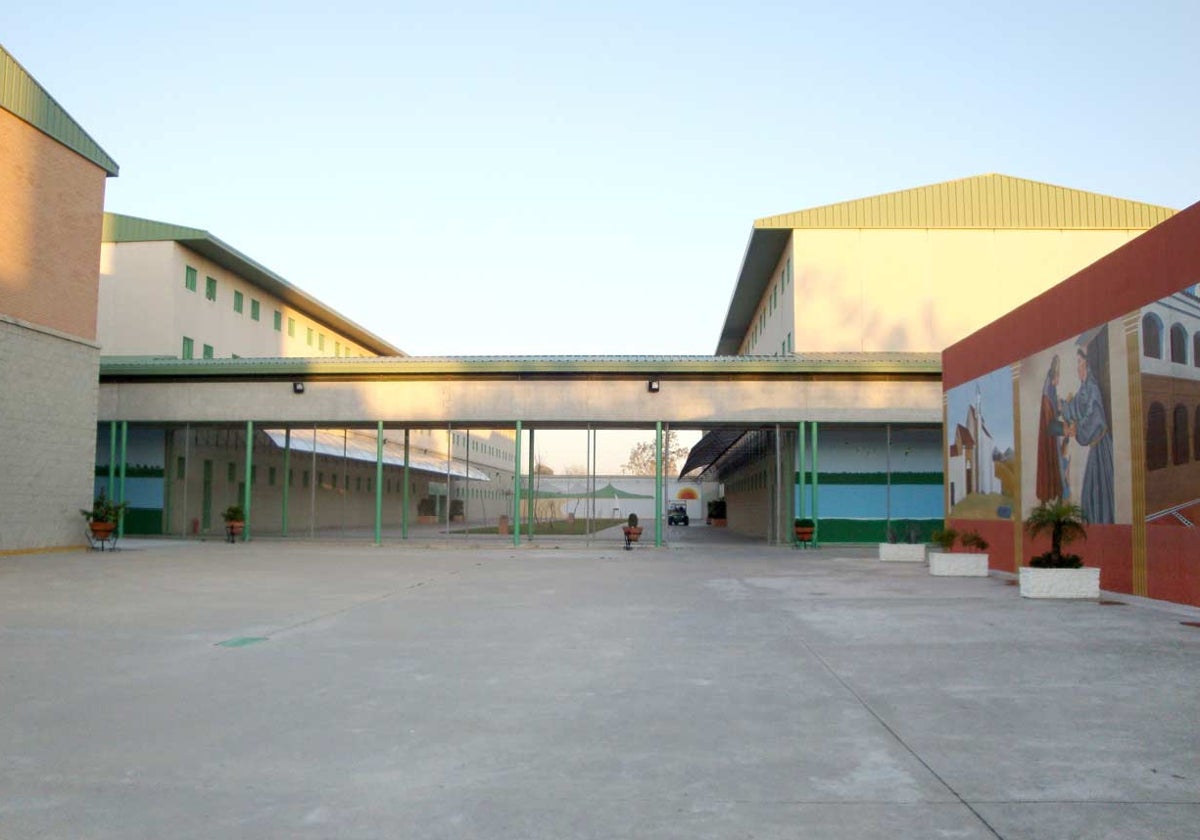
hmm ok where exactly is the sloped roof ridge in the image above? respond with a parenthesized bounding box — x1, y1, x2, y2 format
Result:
(755, 173, 1175, 230)
(0, 43, 119, 176)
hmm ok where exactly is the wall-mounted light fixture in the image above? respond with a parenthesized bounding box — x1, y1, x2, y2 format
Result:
(647, 379, 660, 393)
(292, 382, 305, 394)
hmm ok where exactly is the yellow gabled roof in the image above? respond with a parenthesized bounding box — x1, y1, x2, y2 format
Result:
(755, 174, 1174, 230)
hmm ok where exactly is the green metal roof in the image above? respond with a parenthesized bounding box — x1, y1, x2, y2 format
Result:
(0, 43, 118, 176)
(99, 352, 941, 379)
(715, 174, 1177, 356)
(102, 213, 405, 357)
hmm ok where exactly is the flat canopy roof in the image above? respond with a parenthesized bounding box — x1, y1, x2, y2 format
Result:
(97, 353, 944, 428)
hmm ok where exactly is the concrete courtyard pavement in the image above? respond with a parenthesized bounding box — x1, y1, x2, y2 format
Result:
(1, 537, 1197, 839)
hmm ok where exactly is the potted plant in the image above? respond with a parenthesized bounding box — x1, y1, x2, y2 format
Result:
(1020, 500, 1098, 598)
(707, 499, 727, 527)
(928, 527, 990, 576)
(81, 488, 128, 540)
(417, 497, 438, 524)
(794, 517, 815, 545)
(622, 512, 643, 550)
(879, 519, 926, 562)
(222, 504, 246, 542)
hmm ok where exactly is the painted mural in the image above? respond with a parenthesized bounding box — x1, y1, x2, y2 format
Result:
(1017, 322, 1131, 524)
(946, 367, 1016, 519)
(1139, 287, 1200, 526)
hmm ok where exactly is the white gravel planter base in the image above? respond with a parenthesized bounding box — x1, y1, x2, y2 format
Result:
(929, 551, 989, 576)
(879, 543, 927, 563)
(1018, 566, 1101, 599)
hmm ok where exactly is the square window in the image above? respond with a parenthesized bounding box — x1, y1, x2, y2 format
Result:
(182, 336, 194, 359)
(205, 276, 217, 301)
(233, 290, 244, 313)
(250, 299, 260, 321)
(274, 310, 283, 331)
(288, 317, 296, 338)
(202, 344, 214, 359)
(185, 266, 197, 292)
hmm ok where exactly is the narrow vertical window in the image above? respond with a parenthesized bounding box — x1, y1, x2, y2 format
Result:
(205, 276, 217, 301)
(1173, 404, 1190, 465)
(318, 333, 326, 351)
(202, 344, 214, 359)
(288, 317, 296, 337)
(274, 310, 283, 331)
(1170, 324, 1187, 364)
(233, 290, 244, 314)
(250, 299, 260, 321)
(181, 336, 194, 359)
(306, 327, 314, 346)
(1142, 313, 1163, 359)
(185, 266, 198, 292)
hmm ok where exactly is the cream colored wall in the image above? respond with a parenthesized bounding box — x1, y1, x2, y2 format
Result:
(785, 228, 1148, 353)
(98, 241, 375, 359)
(738, 241, 794, 356)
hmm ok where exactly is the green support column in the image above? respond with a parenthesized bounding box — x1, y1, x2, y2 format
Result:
(654, 422, 663, 547)
(527, 429, 536, 539)
(811, 421, 820, 546)
(108, 421, 117, 499)
(798, 421, 808, 521)
(282, 429, 291, 536)
(513, 421, 522, 546)
(243, 421, 253, 542)
(402, 430, 410, 540)
(118, 422, 128, 539)
(374, 420, 384, 546)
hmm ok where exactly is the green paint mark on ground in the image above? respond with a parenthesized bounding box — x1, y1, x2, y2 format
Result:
(217, 636, 268, 648)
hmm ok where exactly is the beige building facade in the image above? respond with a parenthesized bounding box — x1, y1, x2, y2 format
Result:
(703, 175, 1176, 543)
(98, 214, 404, 360)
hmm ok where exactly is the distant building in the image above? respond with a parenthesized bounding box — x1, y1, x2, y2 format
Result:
(0, 44, 118, 552)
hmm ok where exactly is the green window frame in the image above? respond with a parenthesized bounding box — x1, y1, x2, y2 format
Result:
(233, 290, 244, 314)
(181, 336, 194, 359)
(202, 344, 214, 359)
(205, 276, 217, 301)
(185, 266, 197, 292)
(274, 310, 283, 331)
(250, 299, 260, 321)
(306, 327, 314, 346)
(288, 317, 296, 338)
(318, 333, 325, 351)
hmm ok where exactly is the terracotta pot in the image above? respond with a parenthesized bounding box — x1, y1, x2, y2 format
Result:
(89, 521, 116, 539)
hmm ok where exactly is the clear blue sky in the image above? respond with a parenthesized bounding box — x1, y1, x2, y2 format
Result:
(4, 1, 1198, 357)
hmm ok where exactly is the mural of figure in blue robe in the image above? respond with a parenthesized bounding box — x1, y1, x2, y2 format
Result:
(1061, 348, 1115, 524)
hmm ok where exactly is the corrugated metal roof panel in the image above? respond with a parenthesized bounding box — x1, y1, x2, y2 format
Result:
(754, 174, 1175, 230)
(0, 44, 118, 176)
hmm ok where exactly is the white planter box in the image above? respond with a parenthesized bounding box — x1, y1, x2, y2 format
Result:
(929, 551, 989, 576)
(879, 543, 926, 563)
(1018, 566, 1100, 599)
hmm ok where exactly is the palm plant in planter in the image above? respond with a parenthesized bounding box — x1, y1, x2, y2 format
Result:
(222, 504, 246, 542)
(928, 527, 989, 576)
(794, 517, 815, 545)
(622, 512, 643, 550)
(1020, 500, 1098, 598)
(81, 489, 129, 539)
